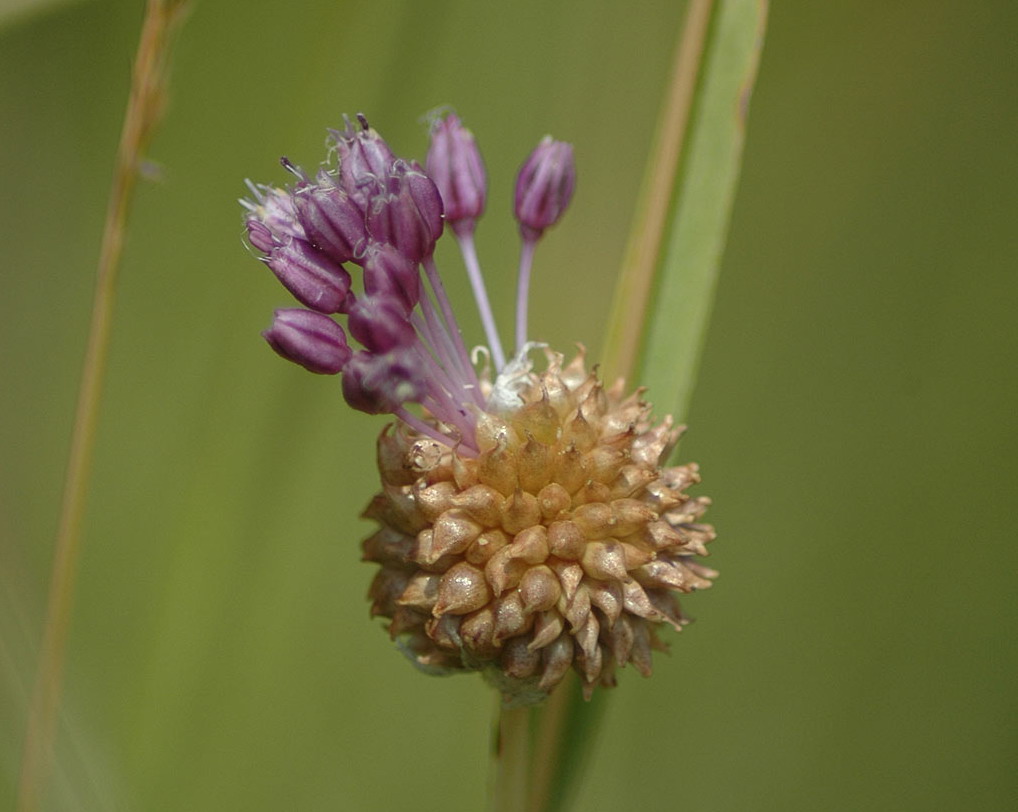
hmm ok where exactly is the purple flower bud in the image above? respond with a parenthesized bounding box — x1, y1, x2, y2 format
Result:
(341, 348, 424, 414)
(514, 137, 576, 240)
(246, 220, 276, 253)
(293, 181, 368, 265)
(347, 295, 417, 353)
(426, 113, 486, 236)
(264, 237, 353, 314)
(339, 353, 380, 414)
(263, 308, 352, 375)
(366, 161, 444, 263)
(330, 114, 398, 209)
(242, 183, 306, 252)
(362, 242, 420, 312)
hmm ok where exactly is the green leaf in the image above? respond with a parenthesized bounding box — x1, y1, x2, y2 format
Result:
(530, 2, 768, 811)
(604, 0, 768, 422)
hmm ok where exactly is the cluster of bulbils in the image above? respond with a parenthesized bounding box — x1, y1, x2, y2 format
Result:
(242, 112, 715, 703)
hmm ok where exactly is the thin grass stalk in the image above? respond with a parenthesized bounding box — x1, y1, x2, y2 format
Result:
(15, 3, 189, 810)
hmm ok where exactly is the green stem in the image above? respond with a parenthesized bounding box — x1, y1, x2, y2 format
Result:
(526, 674, 607, 812)
(491, 703, 532, 812)
(15, 4, 188, 810)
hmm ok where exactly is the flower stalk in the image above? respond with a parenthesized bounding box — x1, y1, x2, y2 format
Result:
(492, 704, 533, 812)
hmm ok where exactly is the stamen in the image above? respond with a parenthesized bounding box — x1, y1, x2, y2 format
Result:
(279, 156, 304, 179)
(419, 390, 477, 448)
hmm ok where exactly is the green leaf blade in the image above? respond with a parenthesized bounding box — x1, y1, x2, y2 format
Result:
(639, 0, 768, 422)
(535, 3, 768, 811)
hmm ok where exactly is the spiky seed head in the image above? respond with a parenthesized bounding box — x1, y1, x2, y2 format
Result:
(362, 348, 716, 704)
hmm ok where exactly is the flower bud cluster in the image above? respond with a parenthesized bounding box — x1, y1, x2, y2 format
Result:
(244, 115, 480, 441)
(245, 112, 581, 451)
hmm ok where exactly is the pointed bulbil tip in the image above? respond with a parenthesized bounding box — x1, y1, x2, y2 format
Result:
(434, 562, 491, 616)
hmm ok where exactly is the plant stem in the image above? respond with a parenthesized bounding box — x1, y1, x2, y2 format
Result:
(15, 4, 188, 810)
(457, 230, 506, 371)
(635, 0, 768, 421)
(491, 703, 532, 812)
(526, 687, 568, 809)
(515, 236, 537, 353)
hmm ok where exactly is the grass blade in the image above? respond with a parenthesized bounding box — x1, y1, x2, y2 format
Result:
(527, 3, 768, 811)
(15, 3, 189, 809)
(610, 0, 769, 420)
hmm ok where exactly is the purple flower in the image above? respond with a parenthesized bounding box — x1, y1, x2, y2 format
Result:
(347, 295, 418, 353)
(514, 137, 576, 240)
(244, 113, 579, 446)
(263, 308, 352, 375)
(341, 348, 424, 415)
(329, 114, 398, 211)
(361, 243, 421, 313)
(293, 181, 368, 265)
(263, 237, 353, 315)
(427, 113, 486, 236)
(366, 161, 444, 262)
(241, 183, 306, 251)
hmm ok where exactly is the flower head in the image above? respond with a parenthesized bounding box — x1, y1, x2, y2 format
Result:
(241, 111, 714, 703)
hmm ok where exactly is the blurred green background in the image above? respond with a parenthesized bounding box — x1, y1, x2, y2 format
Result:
(3, 0, 1016, 809)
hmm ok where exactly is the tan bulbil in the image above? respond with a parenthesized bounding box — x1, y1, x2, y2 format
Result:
(361, 349, 716, 702)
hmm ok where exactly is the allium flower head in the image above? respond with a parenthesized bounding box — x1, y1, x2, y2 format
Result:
(241, 111, 715, 703)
